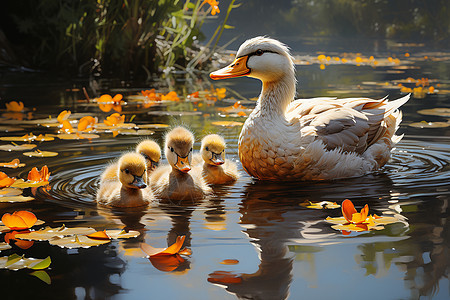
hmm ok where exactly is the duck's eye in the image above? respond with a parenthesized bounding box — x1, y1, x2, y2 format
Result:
(205, 146, 209, 151)
(170, 147, 174, 152)
(190, 148, 193, 152)
(124, 169, 130, 174)
(256, 49, 264, 56)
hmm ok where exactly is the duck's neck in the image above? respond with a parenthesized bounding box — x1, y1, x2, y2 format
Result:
(258, 72, 296, 117)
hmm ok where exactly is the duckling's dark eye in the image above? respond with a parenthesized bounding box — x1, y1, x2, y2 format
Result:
(256, 49, 264, 56)
(124, 169, 130, 174)
(205, 146, 209, 151)
(190, 148, 193, 152)
(169, 147, 174, 152)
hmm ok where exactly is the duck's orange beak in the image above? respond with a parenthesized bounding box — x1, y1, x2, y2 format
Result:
(210, 56, 250, 80)
(175, 156, 191, 173)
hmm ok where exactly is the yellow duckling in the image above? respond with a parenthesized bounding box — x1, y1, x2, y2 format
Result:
(97, 152, 151, 207)
(194, 134, 239, 184)
(99, 139, 161, 183)
(136, 139, 162, 181)
(210, 36, 410, 180)
(150, 126, 212, 201)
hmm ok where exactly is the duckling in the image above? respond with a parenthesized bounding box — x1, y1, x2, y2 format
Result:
(100, 139, 161, 183)
(150, 126, 212, 201)
(195, 134, 239, 184)
(97, 152, 151, 207)
(136, 139, 162, 181)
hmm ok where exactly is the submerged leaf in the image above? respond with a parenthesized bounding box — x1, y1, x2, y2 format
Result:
(208, 271, 242, 284)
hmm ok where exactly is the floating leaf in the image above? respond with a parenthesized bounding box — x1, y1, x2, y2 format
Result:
(140, 235, 186, 257)
(0, 143, 37, 152)
(54, 132, 100, 140)
(78, 116, 97, 131)
(114, 129, 155, 136)
(27, 165, 50, 183)
(57, 110, 71, 123)
(23, 150, 58, 157)
(149, 254, 184, 272)
(220, 259, 239, 265)
(0, 172, 16, 188)
(0, 254, 51, 270)
(0, 158, 25, 168)
(49, 235, 110, 248)
(211, 121, 243, 127)
(15, 225, 96, 241)
(0, 188, 22, 196)
(137, 124, 170, 129)
(417, 108, 450, 117)
(30, 270, 51, 284)
(0, 133, 54, 142)
(1, 211, 38, 230)
(106, 229, 140, 239)
(10, 179, 49, 188)
(86, 230, 111, 240)
(301, 201, 341, 209)
(408, 121, 449, 128)
(0, 242, 12, 251)
(0, 195, 34, 203)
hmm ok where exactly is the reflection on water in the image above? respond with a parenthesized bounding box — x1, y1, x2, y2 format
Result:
(1, 44, 449, 299)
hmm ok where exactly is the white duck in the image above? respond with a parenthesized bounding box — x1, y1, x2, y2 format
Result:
(210, 36, 410, 180)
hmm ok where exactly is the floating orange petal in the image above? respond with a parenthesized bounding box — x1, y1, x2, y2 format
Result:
(0, 159, 24, 169)
(140, 235, 186, 257)
(5, 101, 24, 112)
(78, 116, 97, 132)
(351, 204, 369, 224)
(99, 103, 113, 112)
(57, 110, 71, 123)
(86, 230, 111, 240)
(27, 166, 50, 183)
(2, 211, 38, 230)
(104, 113, 125, 126)
(341, 199, 357, 223)
(0, 172, 15, 188)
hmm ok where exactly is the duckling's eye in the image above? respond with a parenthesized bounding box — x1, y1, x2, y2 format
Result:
(205, 146, 209, 151)
(124, 169, 130, 174)
(190, 148, 193, 152)
(256, 49, 264, 56)
(169, 147, 174, 152)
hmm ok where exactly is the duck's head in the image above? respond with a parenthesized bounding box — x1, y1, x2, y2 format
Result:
(136, 139, 161, 171)
(210, 36, 295, 83)
(201, 134, 226, 166)
(118, 153, 147, 189)
(165, 126, 194, 173)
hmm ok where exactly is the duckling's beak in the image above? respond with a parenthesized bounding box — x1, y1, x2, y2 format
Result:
(175, 156, 191, 173)
(210, 56, 250, 80)
(211, 153, 225, 165)
(132, 175, 147, 189)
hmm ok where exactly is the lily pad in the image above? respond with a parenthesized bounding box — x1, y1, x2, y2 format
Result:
(54, 133, 100, 140)
(0, 143, 37, 152)
(10, 179, 49, 188)
(15, 225, 96, 241)
(0, 195, 34, 203)
(49, 235, 110, 248)
(23, 150, 59, 157)
(137, 124, 170, 129)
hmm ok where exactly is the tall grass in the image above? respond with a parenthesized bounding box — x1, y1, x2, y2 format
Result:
(7, 0, 237, 78)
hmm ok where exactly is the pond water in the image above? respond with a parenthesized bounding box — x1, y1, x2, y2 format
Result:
(0, 41, 449, 300)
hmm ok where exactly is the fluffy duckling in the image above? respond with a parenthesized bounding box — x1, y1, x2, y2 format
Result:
(136, 139, 162, 181)
(100, 139, 161, 183)
(150, 126, 212, 201)
(97, 152, 151, 207)
(195, 134, 239, 184)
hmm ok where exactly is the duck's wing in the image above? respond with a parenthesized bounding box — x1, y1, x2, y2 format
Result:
(286, 95, 410, 153)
